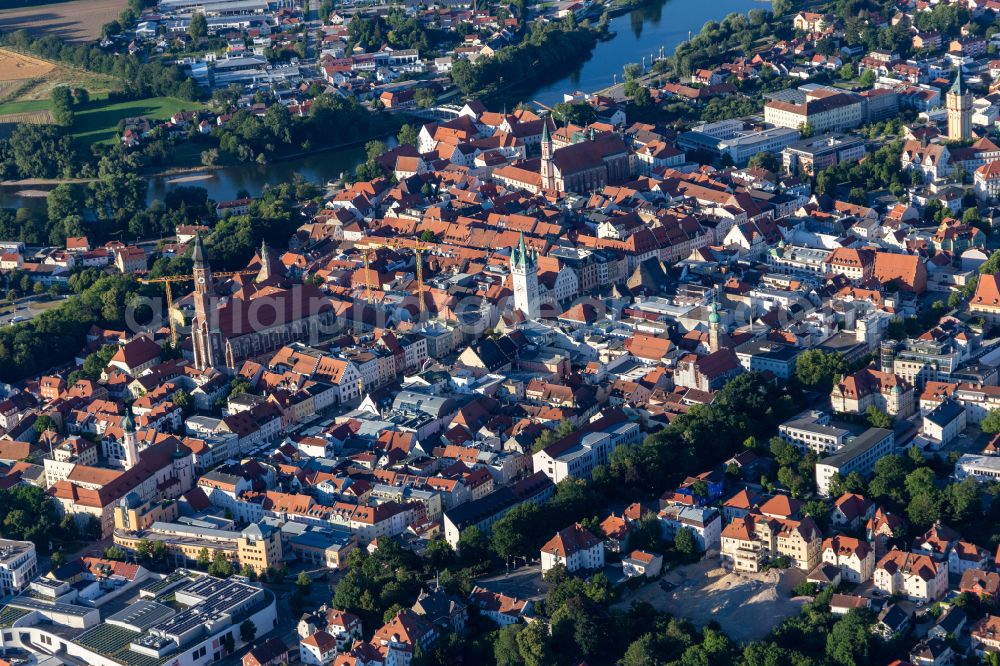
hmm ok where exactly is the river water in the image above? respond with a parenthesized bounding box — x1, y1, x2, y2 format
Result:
(0, 0, 756, 208)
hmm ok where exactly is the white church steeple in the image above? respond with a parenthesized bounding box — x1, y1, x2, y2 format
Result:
(511, 233, 540, 320)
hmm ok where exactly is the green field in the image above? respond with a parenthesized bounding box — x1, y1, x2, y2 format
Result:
(0, 98, 51, 114)
(0, 94, 205, 144)
(72, 96, 207, 145)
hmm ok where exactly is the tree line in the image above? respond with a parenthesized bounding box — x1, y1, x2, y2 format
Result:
(450, 18, 598, 97)
(0, 28, 200, 101)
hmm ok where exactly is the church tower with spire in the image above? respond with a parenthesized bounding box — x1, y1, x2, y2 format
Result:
(708, 302, 721, 353)
(947, 68, 972, 142)
(122, 406, 140, 470)
(256, 240, 273, 283)
(540, 120, 556, 193)
(511, 233, 540, 320)
(191, 235, 222, 370)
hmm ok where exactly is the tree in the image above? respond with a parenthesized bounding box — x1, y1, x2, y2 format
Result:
(865, 405, 893, 429)
(552, 102, 597, 126)
(221, 634, 235, 654)
(396, 124, 419, 147)
(295, 570, 312, 595)
(457, 526, 492, 565)
(34, 414, 57, 434)
(795, 349, 848, 393)
(623, 62, 642, 80)
(983, 408, 1000, 434)
(414, 88, 436, 109)
(494, 624, 525, 666)
(869, 455, 910, 504)
(674, 526, 699, 561)
(104, 545, 128, 561)
(201, 148, 219, 166)
(196, 547, 211, 569)
(382, 603, 404, 624)
(827, 470, 866, 499)
(208, 551, 233, 578)
(51, 86, 74, 127)
(239, 619, 256, 643)
(188, 12, 207, 39)
(514, 616, 552, 666)
(171, 389, 194, 416)
(531, 419, 576, 453)
(491, 502, 544, 558)
(621, 633, 665, 666)
(825, 611, 873, 666)
(747, 151, 780, 173)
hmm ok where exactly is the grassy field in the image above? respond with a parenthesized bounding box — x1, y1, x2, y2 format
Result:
(0, 98, 52, 114)
(72, 96, 207, 145)
(0, 94, 206, 144)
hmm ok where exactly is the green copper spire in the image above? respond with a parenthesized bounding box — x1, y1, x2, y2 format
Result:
(122, 406, 136, 433)
(708, 302, 720, 325)
(950, 68, 966, 97)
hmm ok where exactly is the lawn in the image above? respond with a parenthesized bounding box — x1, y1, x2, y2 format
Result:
(71, 96, 207, 145)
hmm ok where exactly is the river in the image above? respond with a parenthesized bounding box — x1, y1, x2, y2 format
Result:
(0, 0, 756, 207)
(524, 0, 758, 107)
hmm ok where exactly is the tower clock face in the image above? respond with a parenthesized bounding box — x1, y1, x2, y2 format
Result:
(198, 277, 206, 284)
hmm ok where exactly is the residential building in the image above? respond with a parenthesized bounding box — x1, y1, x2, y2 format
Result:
(814, 428, 895, 496)
(873, 550, 948, 601)
(540, 523, 605, 573)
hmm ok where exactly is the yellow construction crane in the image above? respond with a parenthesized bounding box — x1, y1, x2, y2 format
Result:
(140, 269, 258, 346)
(355, 238, 431, 318)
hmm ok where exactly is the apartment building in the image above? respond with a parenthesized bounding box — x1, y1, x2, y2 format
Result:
(815, 428, 895, 496)
(657, 505, 722, 552)
(532, 412, 641, 483)
(540, 523, 605, 574)
(778, 411, 851, 454)
(873, 550, 948, 601)
(782, 132, 866, 176)
(822, 535, 875, 583)
(0, 540, 37, 599)
(764, 89, 864, 134)
(830, 368, 915, 417)
(720, 513, 821, 573)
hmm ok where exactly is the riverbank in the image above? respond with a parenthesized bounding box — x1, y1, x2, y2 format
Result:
(526, 0, 756, 107)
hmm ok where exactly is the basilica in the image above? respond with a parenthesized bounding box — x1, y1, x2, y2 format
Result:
(190, 236, 340, 372)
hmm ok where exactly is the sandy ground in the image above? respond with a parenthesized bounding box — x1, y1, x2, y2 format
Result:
(0, 0, 126, 42)
(613, 558, 810, 643)
(0, 48, 53, 80)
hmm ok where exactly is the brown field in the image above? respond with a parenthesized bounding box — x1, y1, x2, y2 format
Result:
(0, 109, 52, 123)
(0, 48, 53, 80)
(0, 48, 117, 102)
(0, 108, 54, 136)
(0, 0, 126, 42)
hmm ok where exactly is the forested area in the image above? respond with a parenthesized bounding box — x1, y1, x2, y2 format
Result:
(346, 10, 455, 54)
(450, 18, 598, 97)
